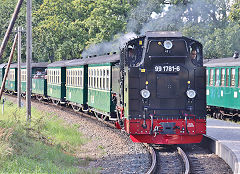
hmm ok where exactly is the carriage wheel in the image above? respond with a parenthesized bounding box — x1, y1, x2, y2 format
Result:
(219, 113, 224, 120)
(72, 105, 81, 112)
(101, 114, 108, 121)
(9, 91, 14, 95)
(212, 112, 216, 119)
(36, 95, 43, 101)
(52, 99, 60, 105)
(21, 93, 26, 98)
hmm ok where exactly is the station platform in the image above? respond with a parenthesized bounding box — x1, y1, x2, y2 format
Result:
(202, 118, 240, 174)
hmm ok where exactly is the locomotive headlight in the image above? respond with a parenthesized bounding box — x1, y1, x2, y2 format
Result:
(140, 89, 150, 99)
(186, 89, 196, 99)
(163, 40, 173, 50)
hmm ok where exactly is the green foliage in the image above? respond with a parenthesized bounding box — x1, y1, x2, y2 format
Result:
(85, 0, 130, 45)
(0, 101, 95, 173)
(33, 0, 131, 61)
(229, 1, 240, 24)
(0, 0, 239, 61)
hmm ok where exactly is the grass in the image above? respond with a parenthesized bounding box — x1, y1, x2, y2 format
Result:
(0, 100, 99, 173)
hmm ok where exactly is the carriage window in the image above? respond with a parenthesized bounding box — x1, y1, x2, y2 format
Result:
(80, 70, 82, 87)
(48, 69, 52, 83)
(90, 69, 93, 88)
(57, 70, 60, 84)
(57, 70, 59, 84)
(70, 70, 72, 85)
(97, 69, 99, 88)
(74, 70, 76, 86)
(210, 69, 214, 86)
(48, 70, 50, 83)
(106, 69, 110, 90)
(93, 69, 97, 88)
(75, 70, 77, 86)
(231, 68, 235, 87)
(226, 68, 229, 86)
(215, 69, 220, 86)
(50, 70, 52, 83)
(100, 69, 102, 89)
(21, 69, 26, 82)
(221, 69, 225, 86)
(68, 70, 70, 85)
(56, 70, 57, 84)
(88, 70, 90, 87)
(72, 70, 74, 86)
(103, 69, 106, 90)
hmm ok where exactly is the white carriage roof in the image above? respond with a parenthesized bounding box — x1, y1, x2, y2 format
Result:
(204, 57, 240, 67)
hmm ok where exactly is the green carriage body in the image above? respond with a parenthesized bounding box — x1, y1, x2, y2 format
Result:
(86, 55, 120, 116)
(5, 64, 17, 92)
(32, 78, 47, 96)
(0, 64, 6, 88)
(205, 58, 240, 110)
(65, 59, 88, 106)
(47, 61, 69, 101)
(21, 62, 48, 95)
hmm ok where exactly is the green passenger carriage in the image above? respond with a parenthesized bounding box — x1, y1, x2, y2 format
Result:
(20, 62, 48, 98)
(5, 63, 17, 94)
(86, 55, 119, 120)
(205, 56, 240, 119)
(65, 59, 88, 111)
(47, 60, 69, 104)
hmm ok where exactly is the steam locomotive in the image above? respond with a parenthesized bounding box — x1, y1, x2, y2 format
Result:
(115, 31, 206, 144)
(1, 31, 206, 144)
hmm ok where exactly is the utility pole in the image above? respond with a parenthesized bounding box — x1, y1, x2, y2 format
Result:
(26, 0, 32, 122)
(17, 27, 23, 108)
(0, 0, 24, 60)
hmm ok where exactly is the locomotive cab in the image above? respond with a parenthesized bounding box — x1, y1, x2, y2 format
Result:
(120, 31, 206, 144)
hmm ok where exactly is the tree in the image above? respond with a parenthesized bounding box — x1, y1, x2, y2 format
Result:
(229, 1, 240, 24)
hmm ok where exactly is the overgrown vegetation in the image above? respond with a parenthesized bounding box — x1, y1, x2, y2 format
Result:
(0, 100, 97, 173)
(1, 0, 240, 61)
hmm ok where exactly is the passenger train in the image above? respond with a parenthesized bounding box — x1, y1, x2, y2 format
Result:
(0, 31, 206, 144)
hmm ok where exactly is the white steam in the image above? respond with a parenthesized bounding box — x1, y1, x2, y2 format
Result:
(82, 32, 137, 58)
(82, 0, 218, 58)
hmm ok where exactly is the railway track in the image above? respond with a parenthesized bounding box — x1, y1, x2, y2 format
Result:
(147, 145, 189, 174)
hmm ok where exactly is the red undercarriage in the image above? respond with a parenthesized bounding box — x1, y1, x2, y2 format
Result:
(123, 118, 206, 144)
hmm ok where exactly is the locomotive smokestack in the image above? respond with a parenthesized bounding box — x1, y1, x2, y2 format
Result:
(233, 51, 239, 59)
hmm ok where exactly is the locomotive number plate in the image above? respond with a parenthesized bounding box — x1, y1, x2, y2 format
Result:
(154, 65, 180, 72)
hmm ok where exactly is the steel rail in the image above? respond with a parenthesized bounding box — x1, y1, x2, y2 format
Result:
(144, 143, 157, 174)
(177, 146, 190, 174)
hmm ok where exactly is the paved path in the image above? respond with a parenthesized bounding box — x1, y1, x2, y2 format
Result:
(206, 118, 240, 174)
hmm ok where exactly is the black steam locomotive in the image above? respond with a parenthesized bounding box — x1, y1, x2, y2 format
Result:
(114, 31, 206, 144)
